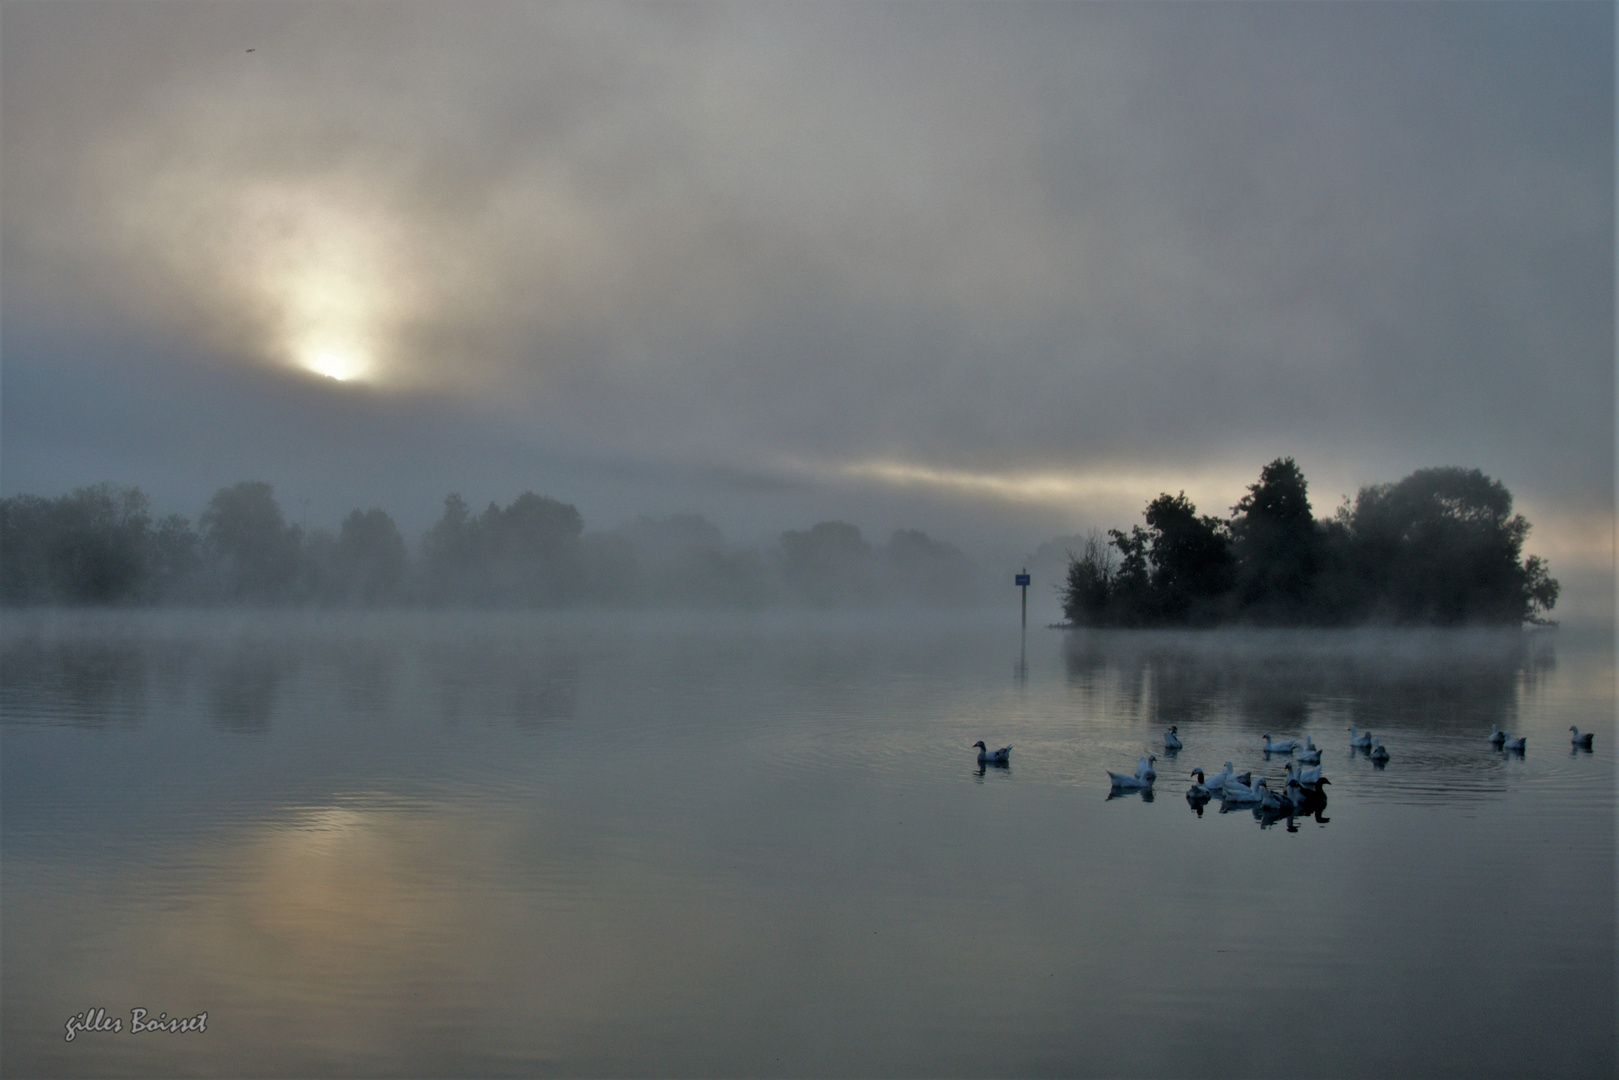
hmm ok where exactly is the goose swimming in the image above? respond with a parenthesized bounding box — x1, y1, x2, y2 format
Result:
(1136, 754, 1158, 782)
(1187, 768, 1214, 799)
(1489, 724, 1507, 748)
(1570, 726, 1595, 750)
(973, 741, 1012, 764)
(1278, 779, 1306, 812)
(1222, 776, 1268, 805)
(1164, 725, 1183, 750)
(1285, 760, 1325, 787)
(1369, 738, 1390, 763)
(1107, 768, 1154, 790)
(1200, 762, 1236, 792)
(1262, 733, 1300, 754)
(1348, 726, 1373, 749)
(1296, 736, 1322, 764)
(1502, 734, 1526, 752)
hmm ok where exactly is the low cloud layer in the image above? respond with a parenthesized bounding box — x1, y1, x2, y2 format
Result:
(3, 2, 1612, 589)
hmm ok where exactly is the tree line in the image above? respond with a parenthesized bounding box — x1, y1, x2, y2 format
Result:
(1062, 459, 1560, 627)
(0, 481, 993, 608)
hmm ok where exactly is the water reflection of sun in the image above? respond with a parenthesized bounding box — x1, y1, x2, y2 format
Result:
(242, 808, 441, 951)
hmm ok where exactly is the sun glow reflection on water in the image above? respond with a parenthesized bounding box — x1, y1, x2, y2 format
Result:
(0, 614, 1611, 1078)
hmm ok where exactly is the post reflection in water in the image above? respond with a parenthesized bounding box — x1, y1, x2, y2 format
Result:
(0, 613, 1612, 1078)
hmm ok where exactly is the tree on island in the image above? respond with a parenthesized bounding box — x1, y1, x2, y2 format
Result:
(1323, 467, 1559, 625)
(1064, 493, 1234, 627)
(1228, 457, 1320, 623)
(1063, 460, 1559, 627)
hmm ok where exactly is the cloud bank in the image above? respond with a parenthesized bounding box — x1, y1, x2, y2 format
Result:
(3, 2, 1611, 602)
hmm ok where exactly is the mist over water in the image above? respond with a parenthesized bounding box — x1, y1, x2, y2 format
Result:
(5, 6, 1611, 1073)
(2, 610, 1612, 1077)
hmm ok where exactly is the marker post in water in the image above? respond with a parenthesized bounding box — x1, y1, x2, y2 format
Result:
(1015, 569, 1031, 628)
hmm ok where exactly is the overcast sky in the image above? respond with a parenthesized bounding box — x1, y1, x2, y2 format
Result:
(3, 2, 1612, 605)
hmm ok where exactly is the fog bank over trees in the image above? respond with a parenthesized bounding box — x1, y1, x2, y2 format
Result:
(1062, 459, 1560, 627)
(1, 460, 1562, 624)
(1, 481, 996, 610)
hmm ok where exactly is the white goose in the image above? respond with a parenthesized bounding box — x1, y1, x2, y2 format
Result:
(1136, 755, 1158, 782)
(1369, 738, 1390, 763)
(1297, 737, 1323, 765)
(1502, 734, 1526, 752)
(1489, 724, 1507, 748)
(1222, 776, 1268, 805)
(1200, 762, 1236, 792)
(1262, 733, 1300, 754)
(1107, 767, 1154, 790)
(1164, 725, 1183, 750)
(1259, 781, 1286, 811)
(973, 741, 1012, 764)
(1570, 726, 1595, 750)
(1286, 760, 1325, 787)
(1281, 778, 1310, 813)
(1348, 726, 1373, 749)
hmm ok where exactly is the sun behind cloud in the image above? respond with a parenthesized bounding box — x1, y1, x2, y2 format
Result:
(240, 181, 398, 383)
(299, 344, 367, 381)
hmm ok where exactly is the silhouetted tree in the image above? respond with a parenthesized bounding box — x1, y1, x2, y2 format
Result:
(51, 484, 154, 603)
(0, 485, 205, 605)
(200, 482, 303, 601)
(1106, 524, 1153, 624)
(1, 494, 57, 604)
(421, 494, 481, 602)
(332, 508, 408, 604)
(1229, 457, 1320, 622)
(1141, 492, 1233, 623)
(1061, 530, 1116, 625)
(477, 492, 585, 604)
(1065, 460, 1556, 627)
(1336, 467, 1557, 624)
(148, 513, 202, 600)
(1, 485, 155, 604)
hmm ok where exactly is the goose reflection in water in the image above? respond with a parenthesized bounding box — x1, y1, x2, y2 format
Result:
(974, 759, 1011, 779)
(1185, 779, 1212, 817)
(1255, 786, 1330, 830)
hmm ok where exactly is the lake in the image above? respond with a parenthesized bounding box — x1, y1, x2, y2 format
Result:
(2, 610, 1613, 1077)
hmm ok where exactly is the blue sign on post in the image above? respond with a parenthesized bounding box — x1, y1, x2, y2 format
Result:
(1015, 574, 1031, 586)
(1015, 570, 1030, 628)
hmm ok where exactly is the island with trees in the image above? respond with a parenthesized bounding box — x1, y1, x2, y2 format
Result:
(1062, 459, 1559, 627)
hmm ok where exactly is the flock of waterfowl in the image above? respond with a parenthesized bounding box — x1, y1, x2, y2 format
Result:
(1101, 728, 1341, 814)
(970, 719, 1596, 814)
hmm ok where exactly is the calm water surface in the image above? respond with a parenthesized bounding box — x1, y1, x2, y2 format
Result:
(3, 610, 1613, 1077)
